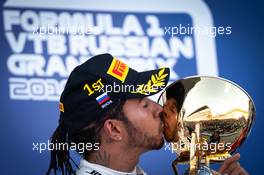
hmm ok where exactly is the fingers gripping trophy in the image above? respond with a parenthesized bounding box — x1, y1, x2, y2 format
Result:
(158, 76, 255, 175)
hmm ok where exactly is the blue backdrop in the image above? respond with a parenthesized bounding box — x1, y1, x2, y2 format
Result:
(0, 0, 263, 174)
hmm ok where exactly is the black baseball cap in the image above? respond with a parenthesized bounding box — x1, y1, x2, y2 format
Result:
(59, 53, 170, 135)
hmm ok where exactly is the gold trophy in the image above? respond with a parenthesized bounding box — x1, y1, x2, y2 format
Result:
(158, 76, 255, 175)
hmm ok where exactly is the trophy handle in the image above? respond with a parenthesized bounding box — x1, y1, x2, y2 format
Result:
(172, 158, 180, 175)
(172, 154, 190, 175)
(172, 125, 200, 175)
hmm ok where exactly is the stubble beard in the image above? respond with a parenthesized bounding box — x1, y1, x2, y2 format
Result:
(124, 118, 164, 150)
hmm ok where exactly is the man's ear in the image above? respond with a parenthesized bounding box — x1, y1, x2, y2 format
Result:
(103, 119, 123, 141)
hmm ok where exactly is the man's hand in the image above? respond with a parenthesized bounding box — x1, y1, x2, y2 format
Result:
(218, 153, 249, 175)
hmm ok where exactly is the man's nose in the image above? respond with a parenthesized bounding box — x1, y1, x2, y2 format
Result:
(153, 102, 163, 119)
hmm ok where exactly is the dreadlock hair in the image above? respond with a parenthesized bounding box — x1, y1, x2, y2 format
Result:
(46, 99, 127, 175)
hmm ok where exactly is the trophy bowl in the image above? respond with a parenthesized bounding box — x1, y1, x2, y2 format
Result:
(158, 76, 255, 175)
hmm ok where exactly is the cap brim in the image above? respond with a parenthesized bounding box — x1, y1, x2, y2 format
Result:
(125, 67, 170, 99)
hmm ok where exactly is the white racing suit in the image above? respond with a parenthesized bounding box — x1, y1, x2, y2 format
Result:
(76, 159, 147, 175)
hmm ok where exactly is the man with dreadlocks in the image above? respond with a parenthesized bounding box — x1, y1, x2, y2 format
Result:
(47, 54, 248, 175)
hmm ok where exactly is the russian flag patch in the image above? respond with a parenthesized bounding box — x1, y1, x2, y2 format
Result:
(96, 92, 112, 108)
